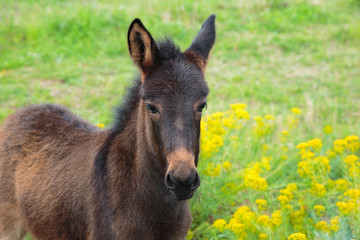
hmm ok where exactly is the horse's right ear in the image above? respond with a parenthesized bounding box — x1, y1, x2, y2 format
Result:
(127, 19, 159, 77)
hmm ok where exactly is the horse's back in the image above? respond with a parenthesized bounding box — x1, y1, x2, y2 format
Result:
(0, 104, 102, 239)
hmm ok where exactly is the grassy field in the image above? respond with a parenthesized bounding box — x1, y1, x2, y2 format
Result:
(1, 0, 360, 239)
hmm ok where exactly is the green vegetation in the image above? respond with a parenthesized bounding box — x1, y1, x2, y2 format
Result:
(1, 0, 360, 239)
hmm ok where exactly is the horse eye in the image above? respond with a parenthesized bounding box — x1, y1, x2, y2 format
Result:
(197, 102, 207, 112)
(146, 103, 159, 114)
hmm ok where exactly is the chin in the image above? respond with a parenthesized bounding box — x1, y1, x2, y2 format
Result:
(171, 190, 195, 201)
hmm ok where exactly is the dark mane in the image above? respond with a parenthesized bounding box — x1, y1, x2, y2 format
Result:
(112, 78, 141, 133)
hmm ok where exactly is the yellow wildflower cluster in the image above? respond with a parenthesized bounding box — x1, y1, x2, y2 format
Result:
(271, 210, 282, 227)
(315, 220, 328, 232)
(314, 216, 341, 234)
(296, 138, 331, 181)
(298, 156, 330, 180)
(219, 206, 283, 238)
(212, 219, 227, 232)
(287, 232, 307, 240)
(278, 183, 297, 207)
(204, 163, 221, 177)
(253, 115, 275, 136)
(204, 161, 233, 177)
(230, 103, 250, 121)
(329, 216, 341, 232)
(186, 230, 193, 240)
(201, 113, 226, 157)
(222, 161, 233, 171)
(332, 135, 360, 154)
(296, 138, 322, 157)
(201, 104, 250, 157)
(255, 199, 268, 210)
(286, 108, 302, 130)
(196, 105, 359, 239)
(323, 124, 333, 134)
(291, 108, 302, 115)
(336, 189, 360, 216)
(290, 206, 307, 230)
(335, 178, 350, 191)
(310, 183, 327, 197)
(344, 155, 360, 179)
(243, 159, 270, 191)
(226, 206, 255, 238)
(313, 205, 325, 216)
(259, 233, 268, 240)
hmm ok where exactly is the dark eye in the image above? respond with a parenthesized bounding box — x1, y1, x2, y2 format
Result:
(146, 103, 159, 114)
(197, 102, 207, 112)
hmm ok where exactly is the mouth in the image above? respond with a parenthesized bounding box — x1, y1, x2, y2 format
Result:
(169, 188, 195, 200)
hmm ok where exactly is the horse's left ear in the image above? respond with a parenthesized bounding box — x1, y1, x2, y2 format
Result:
(127, 18, 159, 76)
(185, 15, 216, 66)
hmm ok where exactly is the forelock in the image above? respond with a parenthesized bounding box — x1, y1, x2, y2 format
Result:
(156, 38, 181, 61)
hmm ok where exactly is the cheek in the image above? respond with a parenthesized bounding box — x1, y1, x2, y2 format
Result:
(150, 113, 161, 121)
(195, 112, 202, 121)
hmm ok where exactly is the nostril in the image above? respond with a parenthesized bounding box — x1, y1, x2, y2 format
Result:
(164, 173, 176, 190)
(191, 172, 201, 190)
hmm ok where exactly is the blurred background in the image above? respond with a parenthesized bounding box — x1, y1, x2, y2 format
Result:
(1, 0, 360, 239)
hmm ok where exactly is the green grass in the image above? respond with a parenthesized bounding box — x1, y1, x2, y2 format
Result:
(1, 0, 360, 239)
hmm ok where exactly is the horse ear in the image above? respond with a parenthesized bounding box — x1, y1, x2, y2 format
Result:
(127, 19, 159, 76)
(186, 15, 216, 66)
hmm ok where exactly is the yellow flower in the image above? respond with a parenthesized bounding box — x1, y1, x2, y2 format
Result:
(230, 103, 250, 120)
(226, 220, 246, 236)
(278, 195, 290, 205)
(333, 139, 347, 154)
(344, 155, 360, 178)
(271, 210, 282, 227)
(290, 206, 307, 227)
(286, 183, 298, 192)
(255, 199, 268, 211)
(222, 161, 233, 171)
(280, 189, 294, 200)
(329, 216, 340, 232)
(259, 233, 268, 240)
(344, 189, 360, 200)
(257, 214, 271, 227)
(345, 135, 360, 152)
(310, 183, 326, 197)
(288, 232, 307, 240)
(243, 174, 268, 191)
(291, 108, 302, 115)
(282, 130, 289, 135)
(262, 144, 269, 151)
(344, 155, 359, 166)
(204, 164, 221, 177)
(315, 221, 329, 232)
(336, 201, 355, 215)
(313, 205, 325, 216)
(265, 114, 275, 120)
(212, 219, 227, 232)
(97, 123, 105, 128)
(186, 230, 193, 240)
(335, 179, 349, 191)
(230, 103, 247, 109)
(323, 124, 333, 134)
(243, 162, 269, 191)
